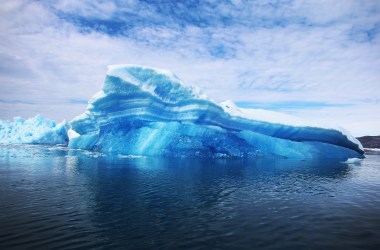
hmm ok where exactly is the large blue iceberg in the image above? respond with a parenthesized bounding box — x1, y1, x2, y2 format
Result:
(68, 65, 364, 159)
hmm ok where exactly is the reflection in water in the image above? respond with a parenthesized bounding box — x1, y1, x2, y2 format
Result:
(0, 145, 379, 250)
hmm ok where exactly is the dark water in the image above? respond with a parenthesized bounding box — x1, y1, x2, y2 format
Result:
(0, 145, 379, 250)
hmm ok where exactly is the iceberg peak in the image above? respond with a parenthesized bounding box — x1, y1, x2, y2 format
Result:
(105, 64, 209, 103)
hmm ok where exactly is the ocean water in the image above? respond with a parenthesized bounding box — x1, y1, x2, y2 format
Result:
(0, 145, 379, 250)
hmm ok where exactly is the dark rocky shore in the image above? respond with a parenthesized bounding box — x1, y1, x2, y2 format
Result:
(357, 136, 380, 148)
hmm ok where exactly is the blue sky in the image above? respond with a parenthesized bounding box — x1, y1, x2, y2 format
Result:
(0, 0, 379, 136)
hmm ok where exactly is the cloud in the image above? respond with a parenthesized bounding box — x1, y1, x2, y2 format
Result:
(53, 0, 119, 20)
(0, 0, 379, 136)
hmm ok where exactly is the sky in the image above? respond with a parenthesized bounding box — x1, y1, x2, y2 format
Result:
(0, 0, 379, 136)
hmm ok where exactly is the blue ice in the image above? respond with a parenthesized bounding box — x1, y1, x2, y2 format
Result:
(67, 65, 364, 159)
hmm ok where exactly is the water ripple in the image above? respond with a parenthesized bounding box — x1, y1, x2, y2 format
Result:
(0, 145, 380, 249)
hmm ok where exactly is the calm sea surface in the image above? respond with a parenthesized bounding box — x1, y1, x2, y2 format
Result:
(0, 145, 379, 250)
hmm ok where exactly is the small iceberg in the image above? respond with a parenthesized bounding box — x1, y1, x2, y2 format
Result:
(0, 115, 68, 145)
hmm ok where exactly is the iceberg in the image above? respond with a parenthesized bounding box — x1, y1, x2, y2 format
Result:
(69, 65, 364, 159)
(0, 115, 68, 145)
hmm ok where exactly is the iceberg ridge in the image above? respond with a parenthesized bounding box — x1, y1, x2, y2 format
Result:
(68, 65, 364, 159)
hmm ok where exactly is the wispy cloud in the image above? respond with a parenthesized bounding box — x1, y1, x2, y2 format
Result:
(236, 101, 354, 110)
(0, 0, 379, 136)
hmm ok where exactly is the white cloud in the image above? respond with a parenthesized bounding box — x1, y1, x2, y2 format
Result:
(52, 0, 119, 20)
(0, 0, 379, 136)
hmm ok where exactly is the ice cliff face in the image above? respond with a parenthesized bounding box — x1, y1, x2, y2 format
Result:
(69, 65, 364, 159)
(0, 115, 68, 145)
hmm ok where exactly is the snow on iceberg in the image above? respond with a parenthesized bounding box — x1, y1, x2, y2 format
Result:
(343, 158, 363, 165)
(69, 64, 364, 159)
(0, 115, 68, 145)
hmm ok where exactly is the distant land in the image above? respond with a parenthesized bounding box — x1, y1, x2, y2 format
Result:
(357, 136, 380, 149)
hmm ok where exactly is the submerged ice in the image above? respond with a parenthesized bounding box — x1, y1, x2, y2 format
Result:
(68, 65, 364, 159)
